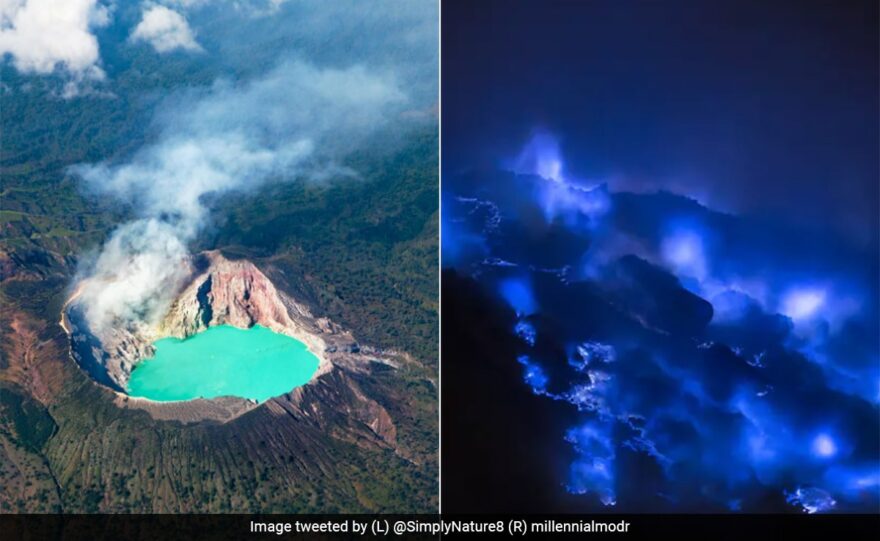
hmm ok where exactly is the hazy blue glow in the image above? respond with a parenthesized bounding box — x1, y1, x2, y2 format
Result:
(661, 228, 708, 281)
(826, 465, 880, 498)
(510, 133, 611, 226)
(537, 181, 610, 225)
(811, 434, 838, 459)
(441, 213, 488, 268)
(708, 291, 749, 322)
(565, 422, 617, 506)
(499, 277, 538, 316)
(781, 288, 826, 321)
(514, 131, 565, 182)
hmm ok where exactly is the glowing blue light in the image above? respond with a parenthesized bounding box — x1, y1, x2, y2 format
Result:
(709, 290, 755, 322)
(509, 131, 612, 226)
(786, 487, 836, 514)
(823, 464, 880, 500)
(623, 435, 670, 469)
(746, 432, 777, 463)
(661, 229, 707, 280)
(536, 180, 611, 225)
(566, 423, 614, 454)
(573, 342, 617, 368)
(517, 355, 548, 394)
(514, 320, 536, 346)
(565, 422, 617, 505)
(513, 132, 565, 182)
(811, 433, 838, 459)
(567, 458, 617, 506)
(499, 277, 538, 316)
(441, 215, 488, 268)
(781, 288, 826, 321)
(539, 158, 563, 183)
(564, 383, 605, 413)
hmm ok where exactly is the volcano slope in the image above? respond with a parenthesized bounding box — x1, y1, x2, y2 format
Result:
(0, 124, 438, 512)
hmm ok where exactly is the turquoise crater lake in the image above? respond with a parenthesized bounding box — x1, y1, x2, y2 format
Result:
(127, 325, 319, 403)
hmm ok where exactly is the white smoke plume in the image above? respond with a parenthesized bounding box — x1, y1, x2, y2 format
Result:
(78, 219, 191, 332)
(72, 59, 407, 333)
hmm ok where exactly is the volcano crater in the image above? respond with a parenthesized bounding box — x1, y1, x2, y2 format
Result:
(62, 251, 394, 426)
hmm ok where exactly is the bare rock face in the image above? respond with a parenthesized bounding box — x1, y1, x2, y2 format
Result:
(99, 324, 158, 384)
(164, 252, 293, 335)
(161, 251, 333, 376)
(65, 316, 160, 394)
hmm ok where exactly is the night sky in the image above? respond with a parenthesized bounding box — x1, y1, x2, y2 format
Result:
(443, 0, 878, 245)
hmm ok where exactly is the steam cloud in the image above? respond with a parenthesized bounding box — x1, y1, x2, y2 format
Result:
(72, 60, 407, 333)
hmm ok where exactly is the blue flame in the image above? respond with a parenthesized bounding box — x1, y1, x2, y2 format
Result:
(785, 487, 837, 514)
(513, 131, 565, 182)
(509, 132, 611, 226)
(661, 229, 708, 281)
(517, 355, 549, 394)
(811, 433, 838, 459)
(781, 288, 827, 322)
(514, 319, 537, 346)
(565, 422, 617, 505)
(498, 276, 538, 316)
(536, 180, 611, 226)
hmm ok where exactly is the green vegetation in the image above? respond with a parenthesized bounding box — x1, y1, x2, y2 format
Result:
(0, 383, 56, 452)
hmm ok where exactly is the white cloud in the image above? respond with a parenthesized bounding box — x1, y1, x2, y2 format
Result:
(130, 4, 201, 53)
(0, 0, 109, 79)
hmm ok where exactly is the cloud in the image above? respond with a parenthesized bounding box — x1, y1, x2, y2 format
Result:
(130, 4, 201, 53)
(188, 0, 438, 105)
(71, 60, 407, 334)
(0, 0, 109, 79)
